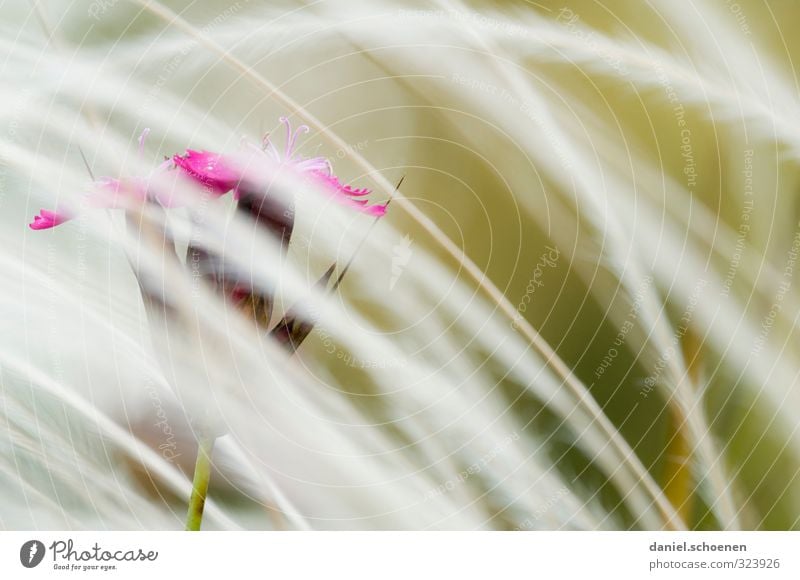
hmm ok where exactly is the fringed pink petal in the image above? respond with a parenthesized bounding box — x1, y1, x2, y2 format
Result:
(311, 170, 371, 197)
(308, 170, 386, 216)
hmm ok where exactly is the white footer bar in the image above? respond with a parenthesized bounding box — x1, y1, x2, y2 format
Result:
(1, 531, 797, 579)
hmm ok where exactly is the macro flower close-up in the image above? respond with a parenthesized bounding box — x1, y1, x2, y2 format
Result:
(4, 0, 800, 576)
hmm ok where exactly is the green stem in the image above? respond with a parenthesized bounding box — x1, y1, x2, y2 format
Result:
(185, 435, 215, 531)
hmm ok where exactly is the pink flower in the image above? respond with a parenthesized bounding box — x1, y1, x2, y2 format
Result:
(174, 117, 388, 216)
(29, 120, 388, 232)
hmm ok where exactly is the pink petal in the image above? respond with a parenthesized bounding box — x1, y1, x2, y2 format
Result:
(29, 176, 146, 231)
(29, 209, 71, 230)
(173, 150, 240, 195)
(362, 202, 388, 217)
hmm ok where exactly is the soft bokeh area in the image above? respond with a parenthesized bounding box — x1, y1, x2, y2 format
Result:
(1, 0, 799, 530)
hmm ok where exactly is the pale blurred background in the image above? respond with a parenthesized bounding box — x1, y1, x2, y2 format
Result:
(1, 0, 800, 530)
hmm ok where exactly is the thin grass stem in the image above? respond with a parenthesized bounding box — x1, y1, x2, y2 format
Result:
(186, 435, 215, 531)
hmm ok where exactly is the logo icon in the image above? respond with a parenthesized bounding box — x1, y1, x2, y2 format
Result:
(20, 540, 45, 568)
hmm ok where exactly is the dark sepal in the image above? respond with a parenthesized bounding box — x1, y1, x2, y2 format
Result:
(270, 262, 336, 354)
(182, 182, 296, 332)
(236, 185, 295, 253)
(183, 240, 275, 330)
